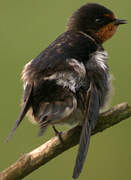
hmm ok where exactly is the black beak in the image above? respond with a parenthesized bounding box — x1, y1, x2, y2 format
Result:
(114, 19, 127, 25)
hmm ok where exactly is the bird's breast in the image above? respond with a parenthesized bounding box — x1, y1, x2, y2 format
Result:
(87, 50, 108, 72)
(86, 50, 111, 108)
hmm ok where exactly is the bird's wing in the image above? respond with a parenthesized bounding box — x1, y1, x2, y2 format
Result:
(73, 82, 99, 179)
(23, 31, 97, 83)
(6, 84, 33, 142)
(31, 58, 86, 135)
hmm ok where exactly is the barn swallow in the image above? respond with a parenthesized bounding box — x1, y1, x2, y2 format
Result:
(6, 3, 126, 179)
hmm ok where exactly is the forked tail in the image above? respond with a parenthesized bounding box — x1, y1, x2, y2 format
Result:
(73, 82, 99, 179)
(6, 84, 32, 142)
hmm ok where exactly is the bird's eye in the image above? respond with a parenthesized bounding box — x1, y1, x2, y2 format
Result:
(95, 19, 102, 23)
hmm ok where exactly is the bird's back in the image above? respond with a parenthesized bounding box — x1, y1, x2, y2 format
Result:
(22, 31, 98, 84)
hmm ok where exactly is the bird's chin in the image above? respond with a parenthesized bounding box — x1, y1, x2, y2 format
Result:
(93, 23, 118, 43)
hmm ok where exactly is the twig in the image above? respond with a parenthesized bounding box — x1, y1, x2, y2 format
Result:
(0, 102, 131, 180)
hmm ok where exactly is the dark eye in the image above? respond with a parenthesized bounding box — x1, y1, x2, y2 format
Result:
(95, 18, 103, 23)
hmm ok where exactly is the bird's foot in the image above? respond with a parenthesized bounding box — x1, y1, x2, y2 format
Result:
(52, 125, 64, 144)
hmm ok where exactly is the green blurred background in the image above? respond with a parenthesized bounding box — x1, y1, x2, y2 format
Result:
(0, 0, 131, 179)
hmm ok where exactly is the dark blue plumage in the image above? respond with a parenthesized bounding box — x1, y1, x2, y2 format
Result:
(6, 3, 126, 179)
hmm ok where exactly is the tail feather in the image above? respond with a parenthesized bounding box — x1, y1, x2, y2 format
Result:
(72, 82, 99, 179)
(38, 116, 49, 136)
(6, 84, 32, 142)
(73, 121, 91, 179)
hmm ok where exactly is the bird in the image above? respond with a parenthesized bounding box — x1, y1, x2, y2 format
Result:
(6, 3, 126, 179)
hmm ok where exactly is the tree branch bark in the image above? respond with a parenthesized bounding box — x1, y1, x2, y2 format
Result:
(0, 102, 131, 180)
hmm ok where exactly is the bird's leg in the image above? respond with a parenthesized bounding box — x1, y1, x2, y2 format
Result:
(52, 125, 64, 144)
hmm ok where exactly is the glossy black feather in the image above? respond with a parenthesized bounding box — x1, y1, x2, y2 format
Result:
(73, 83, 99, 179)
(6, 84, 32, 142)
(23, 31, 98, 84)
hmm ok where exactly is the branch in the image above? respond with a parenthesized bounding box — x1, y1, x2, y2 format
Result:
(0, 103, 131, 180)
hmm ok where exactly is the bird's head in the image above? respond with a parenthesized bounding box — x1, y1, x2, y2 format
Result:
(67, 3, 127, 43)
